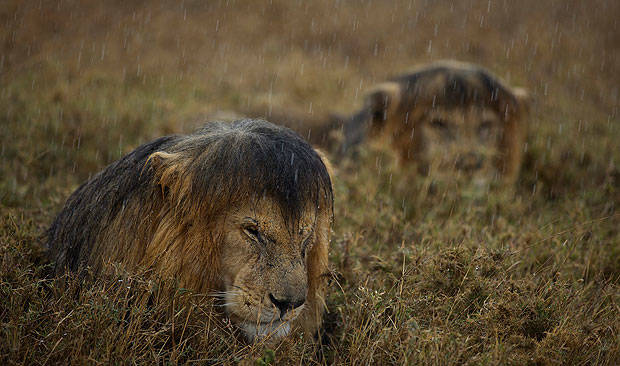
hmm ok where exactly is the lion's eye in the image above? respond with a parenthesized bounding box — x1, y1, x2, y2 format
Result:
(245, 226, 260, 238)
(242, 221, 264, 245)
(478, 120, 493, 135)
(429, 118, 455, 140)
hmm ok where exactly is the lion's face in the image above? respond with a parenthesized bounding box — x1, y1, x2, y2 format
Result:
(219, 197, 318, 341)
(414, 105, 503, 187)
(342, 62, 529, 187)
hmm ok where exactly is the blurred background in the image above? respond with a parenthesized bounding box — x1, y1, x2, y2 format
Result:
(1, 0, 618, 204)
(1, 0, 618, 364)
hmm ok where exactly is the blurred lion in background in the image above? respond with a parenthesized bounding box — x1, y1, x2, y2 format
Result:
(46, 119, 334, 342)
(340, 60, 530, 187)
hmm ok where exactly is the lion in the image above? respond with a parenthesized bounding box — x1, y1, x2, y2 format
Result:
(340, 60, 530, 187)
(46, 119, 334, 342)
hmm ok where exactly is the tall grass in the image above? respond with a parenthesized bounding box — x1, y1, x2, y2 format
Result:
(1, 0, 618, 364)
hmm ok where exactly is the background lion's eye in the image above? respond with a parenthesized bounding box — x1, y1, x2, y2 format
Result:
(430, 118, 448, 130)
(478, 120, 494, 139)
(429, 118, 454, 137)
(429, 118, 455, 140)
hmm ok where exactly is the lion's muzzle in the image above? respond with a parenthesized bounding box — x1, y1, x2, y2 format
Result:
(268, 293, 306, 319)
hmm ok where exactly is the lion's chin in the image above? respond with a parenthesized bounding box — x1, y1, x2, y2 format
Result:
(239, 321, 291, 342)
(225, 301, 305, 342)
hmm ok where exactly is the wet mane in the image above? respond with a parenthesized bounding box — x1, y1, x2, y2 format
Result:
(149, 119, 334, 226)
(394, 61, 519, 114)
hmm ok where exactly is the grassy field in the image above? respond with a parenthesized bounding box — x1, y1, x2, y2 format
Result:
(1, 0, 619, 364)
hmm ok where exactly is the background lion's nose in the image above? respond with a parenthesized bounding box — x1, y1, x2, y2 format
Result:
(269, 293, 305, 318)
(456, 152, 483, 172)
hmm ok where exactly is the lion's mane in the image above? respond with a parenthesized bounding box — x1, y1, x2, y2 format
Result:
(46, 119, 333, 299)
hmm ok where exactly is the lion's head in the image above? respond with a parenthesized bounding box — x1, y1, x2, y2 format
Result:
(341, 60, 530, 187)
(46, 119, 333, 342)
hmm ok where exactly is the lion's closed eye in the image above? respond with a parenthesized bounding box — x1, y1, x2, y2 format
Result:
(241, 219, 264, 246)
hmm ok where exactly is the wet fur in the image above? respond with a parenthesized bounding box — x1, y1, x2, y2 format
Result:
(46, 119, 333, 339)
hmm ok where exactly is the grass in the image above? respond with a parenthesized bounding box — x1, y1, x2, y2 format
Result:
(1, 0, 619, 364)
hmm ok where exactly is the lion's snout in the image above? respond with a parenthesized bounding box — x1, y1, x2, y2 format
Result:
(269, 262, 308, 318)
(455, 152, 484, 172)
(268, 293, 306, 319)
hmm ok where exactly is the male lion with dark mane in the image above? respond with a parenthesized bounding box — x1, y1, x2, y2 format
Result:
(46, 119, 333, 342)
(340, 60, 530, 187)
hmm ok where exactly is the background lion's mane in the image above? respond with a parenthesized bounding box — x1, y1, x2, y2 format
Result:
(393, 61, 524, 113)
(341, 61, 528, 182)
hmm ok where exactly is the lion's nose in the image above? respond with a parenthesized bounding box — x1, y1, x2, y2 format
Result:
(456, 152, 483, 172)
(269, 293, 305, 318)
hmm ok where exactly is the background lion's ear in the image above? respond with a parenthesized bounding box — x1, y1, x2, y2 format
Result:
(365, 82, 402, 124)
(495, 85, 530, 121)
(512, 87, 531, 116)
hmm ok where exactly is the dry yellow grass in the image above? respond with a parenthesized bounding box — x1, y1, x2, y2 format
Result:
(1, 0, 618, 364)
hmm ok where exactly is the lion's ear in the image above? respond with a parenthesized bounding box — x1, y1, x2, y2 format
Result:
(314, 148, 335, 181)
(496, 85, 530, 121)
(146, 152, 184, 198)
(146, 151, 177, 169)
(497, 87, 530, 184)
(365, 82, 402, 125)
(340, 82, 402, 155)
(512, 87, 531, 117)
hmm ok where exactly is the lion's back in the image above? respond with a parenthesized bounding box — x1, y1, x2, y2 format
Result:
(46, 135, 178, 273)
